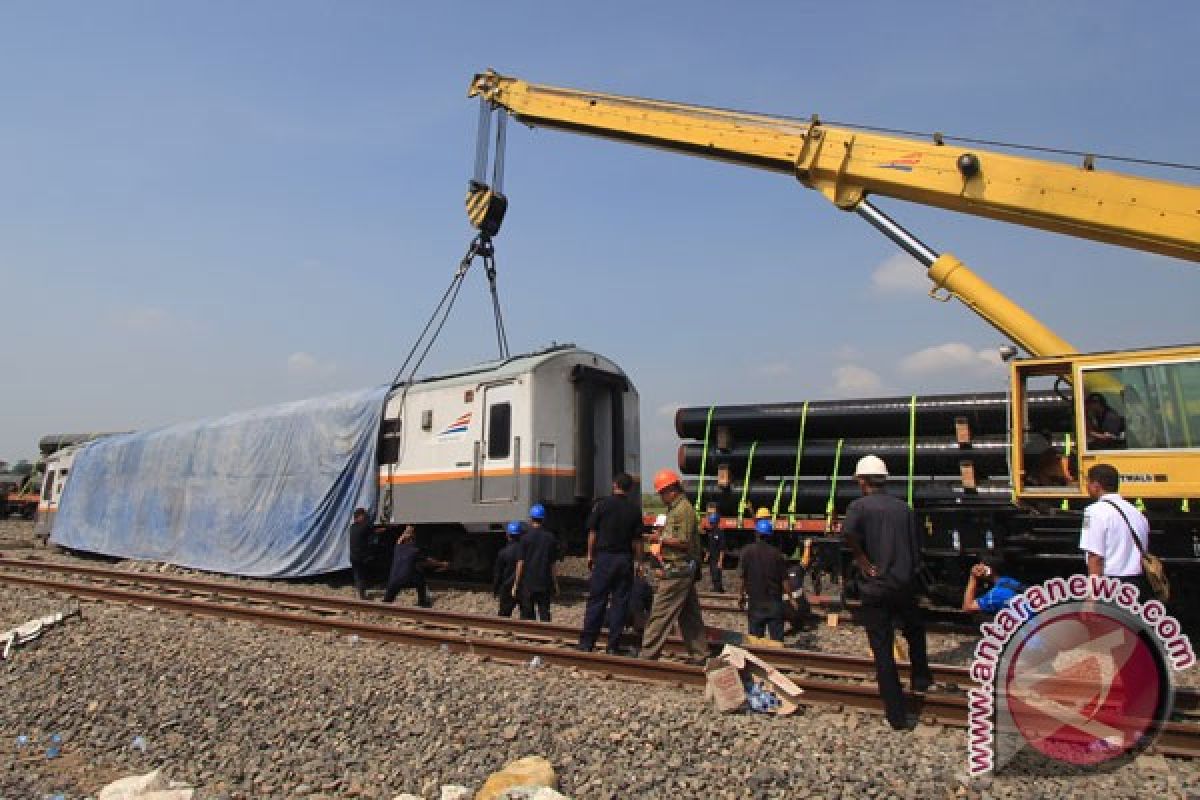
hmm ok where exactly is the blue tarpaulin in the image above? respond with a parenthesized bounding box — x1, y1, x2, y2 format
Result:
(52, 386, 390, 577)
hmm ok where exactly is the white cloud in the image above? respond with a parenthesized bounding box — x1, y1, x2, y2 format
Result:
(286, 351, 336, 377)
(899, 342, 1004, 376)
(833, 364, 883, 394)
(870, 253, 929, 295)
(113, 307, 169, 331)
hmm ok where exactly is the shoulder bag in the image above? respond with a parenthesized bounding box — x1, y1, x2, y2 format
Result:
(1102, 499, 1169, 602)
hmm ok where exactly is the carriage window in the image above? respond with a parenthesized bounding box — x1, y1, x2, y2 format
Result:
(1083, 361, 1200, 450)
(42, 471, 55, 501)
(379, 418, 402, 464)
(488, 403, 511, 460)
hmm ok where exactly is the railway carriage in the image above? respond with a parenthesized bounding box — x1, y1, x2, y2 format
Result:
(36, 344, 639, 576)
(378, 344, 639, 568)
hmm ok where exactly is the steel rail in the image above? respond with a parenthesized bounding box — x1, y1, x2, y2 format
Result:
(0, 570, 965, 721)
(0, 558, 956, 680)
(3, 569, 1197, 758)
(2, 556, 1197, 717)
(0, 557, 966, 679)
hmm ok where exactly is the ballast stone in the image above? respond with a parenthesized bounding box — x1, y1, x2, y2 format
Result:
(496, 789, 570, 800)
(97, 769, 195, 800)
(475, 755, 558, 800)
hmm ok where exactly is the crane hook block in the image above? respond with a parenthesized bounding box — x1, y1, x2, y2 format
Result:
(467, 180, 508, 237)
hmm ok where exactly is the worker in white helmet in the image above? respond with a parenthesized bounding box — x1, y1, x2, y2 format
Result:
(841, 454, 933, 731)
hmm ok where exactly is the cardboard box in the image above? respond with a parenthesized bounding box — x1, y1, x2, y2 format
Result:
(711, 644, 805, 716)
(704, 663, 747, 713)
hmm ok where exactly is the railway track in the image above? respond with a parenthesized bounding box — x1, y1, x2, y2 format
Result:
(430, 577, 982, 634)
(2, 557, 1197, 758)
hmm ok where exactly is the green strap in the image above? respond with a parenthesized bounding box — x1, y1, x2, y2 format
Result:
(1060, 432, 1073, 510)
(1135, 497, 1146, 512)
(785, 402, 809, 517)
(771, 474, 787, 517)
(907, 394, 917, 508)
(825, 438, 844, 533)
(1183, 498, 1190, 513)
(737, 440, 758, 527)
(694, 405, 715, 519)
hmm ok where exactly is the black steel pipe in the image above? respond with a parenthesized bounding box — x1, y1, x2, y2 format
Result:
(686, 477, 1013, 516)
(675, 390, 1070, 442)
(677, 434, 1057, 478)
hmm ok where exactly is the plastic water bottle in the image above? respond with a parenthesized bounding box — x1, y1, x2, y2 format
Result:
(951, 530, 961, 552)
(985, 530, 995, 550)
(15, 734, 29, 749)
(131, 735, 147, 753)
(44, 733, 63, 759)
(528, 656, 544, 669)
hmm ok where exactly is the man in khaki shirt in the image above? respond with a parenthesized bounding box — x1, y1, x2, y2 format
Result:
(641, 469, 708, 661)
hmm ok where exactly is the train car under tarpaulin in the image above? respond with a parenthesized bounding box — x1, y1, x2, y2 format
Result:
(51, 386, 389, 578)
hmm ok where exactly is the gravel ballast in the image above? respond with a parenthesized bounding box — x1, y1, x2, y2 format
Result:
(2, 519, 1198, 798)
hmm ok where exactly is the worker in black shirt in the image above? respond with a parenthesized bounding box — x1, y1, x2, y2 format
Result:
(702, 511, 726, 593)
(738, 518, 792, 641)
(841, 455, 933, 731)
(577, 472, 644, 654)
(383, 526, 449, 607)
(494, 521, 523, 617)
(514, 504, 559, 621)
(347, 507, 375, 600)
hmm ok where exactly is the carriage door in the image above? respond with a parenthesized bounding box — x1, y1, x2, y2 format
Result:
(572, 367, 627, 501)
(478, 382, 518, 502)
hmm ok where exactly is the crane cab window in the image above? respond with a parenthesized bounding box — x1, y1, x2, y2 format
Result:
(1018, 371, 1078, 489)
(1082, 360, 1200, 451)
(487, 403, 511, 460)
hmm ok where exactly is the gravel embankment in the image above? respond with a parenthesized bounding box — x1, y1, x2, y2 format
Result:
(1, 518, 1198, 798)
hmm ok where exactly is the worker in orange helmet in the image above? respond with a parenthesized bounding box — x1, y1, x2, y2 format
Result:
(640, 469, 708, 662)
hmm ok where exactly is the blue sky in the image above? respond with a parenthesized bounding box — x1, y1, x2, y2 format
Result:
(2, 2, 1197, 477)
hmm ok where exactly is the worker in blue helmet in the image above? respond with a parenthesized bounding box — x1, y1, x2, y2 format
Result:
(736, 517, 793, 642)
(513, 503, 560, 621)
(493, 520, 524, 617)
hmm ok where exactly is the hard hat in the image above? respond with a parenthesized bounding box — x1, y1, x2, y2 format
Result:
(529, 503, 546, 520)
(506, 520, 525, 536)
(754, 507, 772, 520)
(854, 455, 889, 478)
(755, 518, 774, 535)
(653, 513, 667, 528)
(652, 468, 682, 493)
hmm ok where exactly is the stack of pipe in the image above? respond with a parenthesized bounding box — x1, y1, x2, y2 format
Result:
(674, 390, 1072, 517)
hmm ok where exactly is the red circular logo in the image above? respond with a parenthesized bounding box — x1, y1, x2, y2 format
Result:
(1002, 605, 1169, 766)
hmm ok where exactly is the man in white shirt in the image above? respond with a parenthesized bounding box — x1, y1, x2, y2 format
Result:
(1079, 463, 1152, 601)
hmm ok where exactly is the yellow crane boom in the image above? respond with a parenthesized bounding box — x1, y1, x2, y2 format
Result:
(469, 71, 1200, 262)
(469, 71, 1200, 358)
